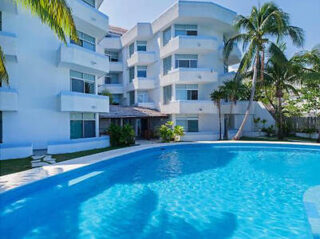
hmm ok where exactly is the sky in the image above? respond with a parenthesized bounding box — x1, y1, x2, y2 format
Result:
(100, 0, 320, 57)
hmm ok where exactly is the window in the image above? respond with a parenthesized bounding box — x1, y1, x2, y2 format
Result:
(70, 113, 96, 139)
(129, 67, 135, 82)
(129, 43, 134, 57)
(71, 31, 95, 51)
(70, 70, 95, 94)
(176, 116, 199, 132)
(176, 84, 198, 100)
(105, 73, 119, 84)
(175, 54, 198, 68)
(129, 91, 135, 105)
(163, 85, 172, 105)
(163, 27, 171, 46)
(137, 66, 147, 78)
(137, 91, 149, 103)
(111, 94, 122, 105)
(105, 50, 119, 62)
(163, 56, 172, 75)
(175, 24, 198, 37)
(0, 111, 2, 143)
(0, 11, 2, 31)
(137, 41, 147, 51)
(81, 0, 95, 7)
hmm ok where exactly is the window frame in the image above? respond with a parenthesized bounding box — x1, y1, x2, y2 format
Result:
(163, 56, 172, 75)
(163, 27, 172, 46)
(81, 0, 95, 7)
(105, 50, 119, 62)
(70, 70, 95, 94)
(105, 73, 119, 84)
(129, 67, 135, 82)
(70, 113, 96, 139)
(137, 66, 147, 78)
(136, 41, 147, 52)
(175, 54, 198, 69)
(174, 24, 198, 37)
(71, 31, 96, 51)
(176, 116, 199, 132)
(176, 84, 199, 101)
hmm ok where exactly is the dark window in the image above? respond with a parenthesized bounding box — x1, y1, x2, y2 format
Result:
(163, 85, 172, 105)
(81, 0, 95, 7)
(70, 70, 95, 94)
(163, 56, 172, 75)
(129, 43, 134, 57)
(105, 73, 119, 84)
(188, 90, 198, 100)
(137, 66, 147, 78)
(129, 67, 135, 82)
(71, 31, 95, 51)
(105, 50, 119, 62)
(188, 120, 199, 132)
(137, 41, 147, 51)
(163, 27, 171, 46)
(70, 113, 96, 139)
(175, 24, 198, 37)
(129, 91, 135, 105)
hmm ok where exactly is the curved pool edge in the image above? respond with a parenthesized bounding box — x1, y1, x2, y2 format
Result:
(0, 141, 319, 194)
(304, 186, 320, 239)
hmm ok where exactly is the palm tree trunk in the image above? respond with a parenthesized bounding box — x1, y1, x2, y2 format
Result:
(225, 102, 234, 139)
(277, 96, 284, 140)
(233, 52, 259, 140)
(218, 104, 222, 140)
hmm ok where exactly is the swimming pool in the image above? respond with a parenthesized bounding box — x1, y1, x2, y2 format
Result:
(1, 143, 319, 238)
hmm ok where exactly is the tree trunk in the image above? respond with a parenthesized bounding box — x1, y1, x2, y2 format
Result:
(233, 52, 259, 140)
(218, 103, 222, 140)
(225, 102, 234, 139)
(261, 49, 265, 82)
(277, 96, 284, 140)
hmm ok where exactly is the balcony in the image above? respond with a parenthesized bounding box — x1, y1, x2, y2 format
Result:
(221, 101, 255, 114)
(137, 102, 156, 109)
(109, 62, 123, 72)
(0, 31, 17, 61)
(0, 87, 18, 111)
(160, 68, 218, 86)
(58, 44, 109, 76)
(127, 51, 156, 67)
(100, 37, 122, 50)
(99, 84, 124, 94)
(161, 100, 217, 114)
(127, 78, 155, 91)
(160, 36, 218, 58)
(60, 91, 109, 113)
(66, 0, 108, 40)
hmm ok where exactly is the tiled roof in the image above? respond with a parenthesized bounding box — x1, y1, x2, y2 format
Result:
(100, 105, 168, 119)
(109, 25, 127, 35)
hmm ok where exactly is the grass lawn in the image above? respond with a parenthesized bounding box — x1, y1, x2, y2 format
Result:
(240, 136, 318, 143)
(0, 146, 126, 177)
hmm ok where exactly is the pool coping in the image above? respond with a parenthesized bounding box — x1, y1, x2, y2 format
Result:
(0, 141, 319, 237)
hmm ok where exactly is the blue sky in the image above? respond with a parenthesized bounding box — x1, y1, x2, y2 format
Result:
(100, 0, 320, 57)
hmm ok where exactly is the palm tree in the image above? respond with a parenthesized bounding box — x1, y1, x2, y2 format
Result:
(293, 48, 320, 142)
(211, 89, 226, 140)
(0, 0, 78, 85)
(220, 78, 249, 139)
(262, 44, 303, 139)
(224, 2, 304, 140)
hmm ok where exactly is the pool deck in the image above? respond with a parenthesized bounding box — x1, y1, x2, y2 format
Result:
(0, 141, 319, 237)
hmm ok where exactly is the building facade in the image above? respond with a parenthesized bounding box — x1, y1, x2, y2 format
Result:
(98, 1, 274, 141)
(0, 0, 110, 159)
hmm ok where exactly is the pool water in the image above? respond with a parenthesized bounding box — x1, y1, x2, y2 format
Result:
(1, 144, 320, 238)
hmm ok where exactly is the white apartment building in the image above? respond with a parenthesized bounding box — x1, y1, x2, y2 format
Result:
(0, 0, 111, 160)
(99, 1, 274, 141)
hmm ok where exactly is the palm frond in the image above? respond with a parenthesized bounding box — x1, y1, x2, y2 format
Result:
(0, 46, 9, 85)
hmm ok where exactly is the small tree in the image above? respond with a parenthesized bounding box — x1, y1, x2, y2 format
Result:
(159, 121, 184, 143)
(107, 124, 135, 146)
(211, 89, 226, 140)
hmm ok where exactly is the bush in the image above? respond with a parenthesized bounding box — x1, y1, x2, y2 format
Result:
(262, 125, 275, 137)
(159, 121, 184, 143)
(107, 124, 135, 146)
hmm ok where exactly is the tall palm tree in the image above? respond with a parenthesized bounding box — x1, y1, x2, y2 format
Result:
(220, 78, 249, 139)
(0, 0, 78, 85)
(224, 2, 304, 140)
(211, 89, 226, 140)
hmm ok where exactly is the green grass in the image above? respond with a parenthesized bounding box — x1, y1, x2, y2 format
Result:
(240, 136, 318, 143)
(0, 146, 126, 177)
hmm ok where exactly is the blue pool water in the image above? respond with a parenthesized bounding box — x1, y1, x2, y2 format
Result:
(1, 143, 320, 238)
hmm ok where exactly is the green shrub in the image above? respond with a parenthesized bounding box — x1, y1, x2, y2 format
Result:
(159, 121, 184, 143)
(107, 124, 135, 146)
(262, 125, 275, 137)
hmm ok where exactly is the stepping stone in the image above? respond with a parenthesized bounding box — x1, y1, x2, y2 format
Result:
(32, 155, 44, 160)
(32, 162, 49, 168)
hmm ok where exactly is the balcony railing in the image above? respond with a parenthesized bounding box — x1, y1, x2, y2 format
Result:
(0, 87, 18, 111)
(127, 78, 155, 91)
(60, 91, 109, 113)
(127, 51, 156, 67)
(160, 68, 218, 86)
(58, 44, 109, 76)
(160, 36, 218, 58)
